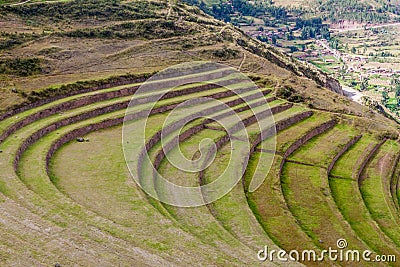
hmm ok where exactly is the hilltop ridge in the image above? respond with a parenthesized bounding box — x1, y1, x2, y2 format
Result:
(0, 0, 343, 110)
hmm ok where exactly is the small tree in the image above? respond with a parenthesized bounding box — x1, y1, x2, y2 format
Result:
(360, 78, 369, 91)
(382, 91, 389, 104)
(271, 35, 277, 45)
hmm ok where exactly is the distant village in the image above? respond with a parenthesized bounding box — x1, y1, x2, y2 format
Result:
(245, 24, 400, 86)
(312, 40, 400, 79)
(199, 0, 400, 119)
(245, 25, 292, 42)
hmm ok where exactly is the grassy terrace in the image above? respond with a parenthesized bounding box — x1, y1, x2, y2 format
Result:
(330, 135, 379, 179)
(9, 74, 279, 265)
(245, 114, 331, 253)
(17, 109, 195, 229)
(52, 125, 257, 266)
(115, 83, 310, 261)
(3, 0, 400, 265)
(0, 67, 235, 134)
(360, 140, 400, 247)
(136, 92, 282, 253)
(0, 49, 398, 265)
(164, 103, 310, 251)
(288, 124, 358, 168)
(200, 110, 314, 254)
(257, 111, 333, 154)
(0, 64, 278, 265)
(0, 110, 163, 264)
(3, 63, 400, 265)
(146, 95, 319, 266)
(275, 119, 374, 257)
(1, 83, 237, 148)
(329, 137, 400, 259)
(253, 113, 400, 265)
(281, 162, 373, 263)
(245, 154, 323, 256)
(329, 177, 400, 258)
(202, 144, 276, 251)
(204, 98, 284, 129)
(123, 88, 275, 183)
(155, 142, 261, 265)
(50, 125, 256, 265)
(7, 68, 400, 265)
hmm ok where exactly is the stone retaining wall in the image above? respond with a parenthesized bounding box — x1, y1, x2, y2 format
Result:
(279, 119, 337, 174)
(40, 87, 261, 176)
(357, 139, 386, 186)
(1, 83, 226, 143)
(250, 111, 314, 153)
(0, 77, 149, 122)
(390, 153, 400, 211)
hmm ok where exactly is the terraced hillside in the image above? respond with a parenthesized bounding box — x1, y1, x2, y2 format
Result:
(1, 0, 400, 266)
(0, 59, 398, 265)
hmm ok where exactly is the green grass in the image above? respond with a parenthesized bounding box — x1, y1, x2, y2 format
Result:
(154, 100, 310, 255)
(202, 143, 279, 251)
(245, 105, 308, 136)
(50, 125, 254, 265)
(1, 44, 400, 264)
(14, 87, 273, 266)
(0, 71, 275, 265)
(329, 177, 400, 257)
(258, 111, 332, 153)
(330, 134, 378, 178)
(205, 99, 283, 130)
(154, 143, 259, 264)
(360, 140, 400, 246)
(153, 102, 312, 257)
(2, 0, 400, 264)
(243, 111, 331, 253)
(289, 124, 358, 168)
(2, 108, 173, 264)
(328, 134, 400, 259)
(281, 162, 373, 252)
(245, 154, 319, 252)
(0, 67, 235, 134)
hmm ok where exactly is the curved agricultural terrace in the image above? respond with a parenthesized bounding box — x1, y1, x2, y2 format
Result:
(0, 62, 400, 266)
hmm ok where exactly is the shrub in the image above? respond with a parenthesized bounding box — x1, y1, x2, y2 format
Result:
(376, 130, 399, 141)
(0, 58, 42, 76)
(1, 0, 166, 22)
(212, 47, 240, 59)
(276, 86, 305, 103)
(63, 20, 196, 40)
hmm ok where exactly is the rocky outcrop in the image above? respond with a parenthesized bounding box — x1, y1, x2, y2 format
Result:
(325, 76, 343, 95)
(362, 96, 398, 122)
